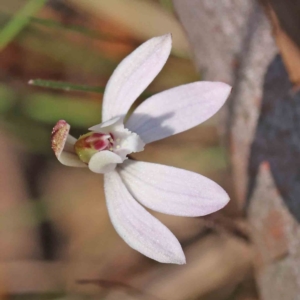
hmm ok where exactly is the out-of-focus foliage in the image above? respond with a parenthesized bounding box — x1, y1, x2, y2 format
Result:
(0, 0, 47, 50)
(68, 0, 190, 57)
(0, 0, 200, 154)
(0, 84, 16, 113)
(24, 93, 101, 127)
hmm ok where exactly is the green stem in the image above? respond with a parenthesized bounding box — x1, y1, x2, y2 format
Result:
(29, 79, 105, 93)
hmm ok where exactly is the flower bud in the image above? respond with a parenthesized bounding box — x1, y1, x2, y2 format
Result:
(74, 132, 112, 163)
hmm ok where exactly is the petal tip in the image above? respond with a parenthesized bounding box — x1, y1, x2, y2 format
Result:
(206, 81, 232, 114)
(175, 254, 186, 265)
(211, 190, 230, 214)
(153, 33, 172, 50)
(165, 244, 186, 265)
(217, 81, 232, 98)
(208, 184, 230, 213)
(162, 32, 172, 40)
(161, 32, 172, 45)
(221, 193, 230, 208)
(147, 242, 186, 265)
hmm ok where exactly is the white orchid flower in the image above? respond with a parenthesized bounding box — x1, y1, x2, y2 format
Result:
(51, 34, 231, 264)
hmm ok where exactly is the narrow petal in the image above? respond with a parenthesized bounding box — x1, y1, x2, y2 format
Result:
(126, 82, 231, 144)
(89, 151, 122, 174)
(104, 171, 186, 264)
(102, 34, 172, 122)
(51, 120, 86, 167)
(118, 160, 229, 217)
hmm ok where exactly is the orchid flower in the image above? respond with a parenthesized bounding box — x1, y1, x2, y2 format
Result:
(51, 34, 231, 264)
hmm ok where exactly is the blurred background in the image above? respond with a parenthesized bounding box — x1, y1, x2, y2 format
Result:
(1, 0, 299, 299)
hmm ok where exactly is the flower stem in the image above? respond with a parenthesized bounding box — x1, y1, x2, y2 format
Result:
(28, 79, 105, 94)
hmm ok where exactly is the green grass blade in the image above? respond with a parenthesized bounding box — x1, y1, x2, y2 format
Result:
(0, 0, 47, 51)
(29, 79, 105, 93)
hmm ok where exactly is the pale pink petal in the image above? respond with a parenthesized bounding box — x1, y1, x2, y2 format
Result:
(58, 150, 87, 167)
(51, 120, 86, 167)
(104, 170, 186, 264)
(126, 82, 231, 144)
(89, 151, 123, 174)
(118, 160, 229, 217)
(102, 34, 172, 122)
(89, 116, 122, 132)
